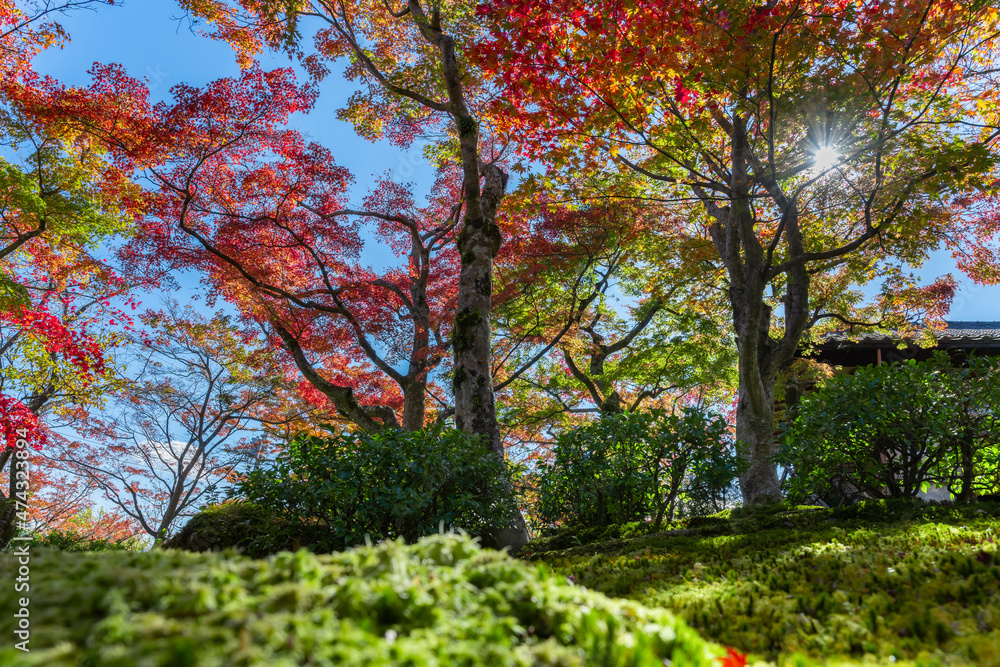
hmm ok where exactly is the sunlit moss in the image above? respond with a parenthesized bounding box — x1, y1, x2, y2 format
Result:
(529, 500, 1000, 666)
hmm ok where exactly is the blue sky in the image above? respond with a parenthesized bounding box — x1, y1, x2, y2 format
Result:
(29, 0, 1000, 322)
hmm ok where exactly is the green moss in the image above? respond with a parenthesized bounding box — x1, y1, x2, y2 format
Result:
(485, 221, 503, 256)
(454, 308, 483, 354)
(457, 115, 477, 138)
(163, 501, 281, 557)
(453, 365, 468, 391)
(528, 501, 1000, 666)
(0, 534, 731, 666)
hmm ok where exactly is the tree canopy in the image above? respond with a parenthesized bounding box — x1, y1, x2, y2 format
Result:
(2, 0, 1000, 555)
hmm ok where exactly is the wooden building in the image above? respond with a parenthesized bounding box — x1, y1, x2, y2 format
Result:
(794, 321, 1000, 503)
(801, 321, 1000, 368)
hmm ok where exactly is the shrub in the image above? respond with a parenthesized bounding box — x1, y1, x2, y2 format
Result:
(162, 500, 280, 557)
(233, 426, 521, 553)
(0, 534, 733, 666)
(779, 352, 1000, 504)
(535, 408, 743, 530)
(1, 506, 146, 554)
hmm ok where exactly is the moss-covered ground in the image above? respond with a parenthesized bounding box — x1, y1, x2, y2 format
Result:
(524, 500, 1000, 666)
(0, 533, 727, 666)
(2, 500, 997, 665)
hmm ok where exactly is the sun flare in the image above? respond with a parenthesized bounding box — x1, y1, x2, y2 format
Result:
(812, 145, 840, 174)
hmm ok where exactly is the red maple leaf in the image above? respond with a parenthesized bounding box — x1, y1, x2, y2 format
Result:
(717, 648, 748, 667)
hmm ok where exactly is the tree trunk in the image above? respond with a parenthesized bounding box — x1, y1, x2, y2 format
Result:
(735, 378, 782, 505)
(0, 389, 53, 549)
(402, 239, 431, 432)
(451, 166, 531, 551)
(0, 498, 16, 551)
(957, 427, 975, 503)
(0, 445, 27, 551)
(721, 237, 783, 503)
(701, 113, 808, 507)
(729, 283, 785, 506)
(153, 480, 187, 546)
(411, 16, 529, 552)
(400, 380, 426, 431)
(451, 166, 505, 453)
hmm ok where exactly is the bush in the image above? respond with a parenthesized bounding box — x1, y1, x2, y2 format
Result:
(780, 352, 1000, 504)
(535, 408, 743, 530)
(0, 533, 734, 666)
(162, 500, 279, 557)
(1, 506, 146, 553)
(233, 426, 522, 553)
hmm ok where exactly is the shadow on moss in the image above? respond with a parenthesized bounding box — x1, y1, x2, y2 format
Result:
(524, 499, 1000, 666)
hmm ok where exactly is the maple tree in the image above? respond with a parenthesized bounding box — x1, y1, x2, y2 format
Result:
(0, 452, 140, 544)
(0, 102, 133, 444)
(493, 198, 736, 436)
(476, 0, 1000, 503)
(0, 246, 146, 551)
(176, 0, 516, 459)
(0, 1, 121, 265)
(250, 166, 468, 432)
(0, 246, 135, 428)
(44, 63, 481, 434)
(52, 302, 310, 544)
(160, 154, 467, 434)
(155, 0, 532, 547)
(489, 196, 741, 519)
(0, 0, 144, 550)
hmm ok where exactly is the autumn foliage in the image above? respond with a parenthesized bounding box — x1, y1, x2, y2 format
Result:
(1, 0, 1000, 557)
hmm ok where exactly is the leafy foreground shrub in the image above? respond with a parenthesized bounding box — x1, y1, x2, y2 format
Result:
(536, 408, 743, 529)
(0, 533, 737, 666)
(529, 499, 1000, 666)
(780, 353, 1000, 504)
(234, 426, 521, 553)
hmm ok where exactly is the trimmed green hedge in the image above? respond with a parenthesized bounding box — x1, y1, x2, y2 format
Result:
(162, 500, 281, 557)
(233, 426, 522, 552)
(0, 533, 731, 666)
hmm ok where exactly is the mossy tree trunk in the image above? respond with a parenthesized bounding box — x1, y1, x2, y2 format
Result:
(407, 3, 529, 551)
(698, 115, 810, 507)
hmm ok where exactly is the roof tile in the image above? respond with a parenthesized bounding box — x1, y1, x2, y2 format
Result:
(822, 321, 1000, 344)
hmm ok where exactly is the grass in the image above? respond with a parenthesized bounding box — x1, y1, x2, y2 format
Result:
(523, 499, 1000, 666)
